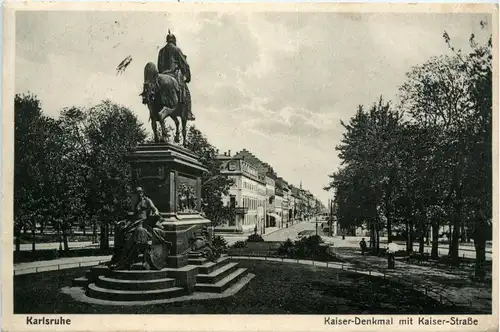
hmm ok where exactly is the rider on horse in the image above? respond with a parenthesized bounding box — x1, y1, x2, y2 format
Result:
(157, 31, 195, 121)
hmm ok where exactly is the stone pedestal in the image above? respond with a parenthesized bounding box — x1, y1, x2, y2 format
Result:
(126, 143, 211, 268)
(71, 143, 255, 303)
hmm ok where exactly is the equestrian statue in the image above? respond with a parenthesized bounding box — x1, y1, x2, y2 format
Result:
(141, 30, 195, 146)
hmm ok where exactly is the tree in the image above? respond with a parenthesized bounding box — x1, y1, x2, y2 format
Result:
(54, 106, 95, 251)
(330, 167, 367, 236)
(327, 23, 492, 276)
(455, 30, 492, 278)
(398, 25, 492, 267)
(14, 93, 65, 252)
(327, 97, 403, 252)
(399, 53, 474, 262)
(184, 126, 234, 226)
(81, 101, 147, 249)
(15, 93, 42, 252)
(15, 97, 148, 253)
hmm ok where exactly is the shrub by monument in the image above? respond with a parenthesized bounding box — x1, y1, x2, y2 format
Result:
(211, 235, 228, 250)
(277, 235, 335, 261)
(247, 234, 264, 242)
(277, 238, 295, 256)
(232, 241, 247, 248)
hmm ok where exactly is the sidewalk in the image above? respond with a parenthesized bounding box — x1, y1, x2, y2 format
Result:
(14, 241, 115, 252)
(262, 227, 279, 237)
(326, 236, 491, 260)
(262, 223, 314, 241)
(216, 227, 282, 246)
(14, 255, 112, 275)
(334, 247, 491, 312)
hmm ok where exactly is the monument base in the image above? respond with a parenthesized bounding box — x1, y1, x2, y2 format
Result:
(72, 142, 255, 303)
(72, 213, 250, 302)
(167, 255, 188, 269)
(73, 254, 251, 302)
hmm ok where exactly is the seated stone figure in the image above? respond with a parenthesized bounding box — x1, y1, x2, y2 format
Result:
(110, 187, 171, 270)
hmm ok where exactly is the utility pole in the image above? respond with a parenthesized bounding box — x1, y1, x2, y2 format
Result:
(328, 199, 333, 237)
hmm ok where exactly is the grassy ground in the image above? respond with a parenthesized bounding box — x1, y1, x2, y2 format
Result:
(14, 260, 469, 315)
(336, 248, 491, 313)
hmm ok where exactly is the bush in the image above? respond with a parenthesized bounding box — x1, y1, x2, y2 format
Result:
(277, 238, 295, 256)
(232, 241, 247, 248)
(247, 233, 264, 242)
(212, 235, 228, 250)
(278, 235, 326, 260)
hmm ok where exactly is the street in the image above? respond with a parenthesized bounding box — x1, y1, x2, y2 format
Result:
(263, 221, 317, 241)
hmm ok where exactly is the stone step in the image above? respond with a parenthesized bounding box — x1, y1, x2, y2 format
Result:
(95, 276, 176, 291)
(196, 262, 239, 284)
(195, 268, 248, 293)
(73, 277, 89, 287)
(188, 257, 209, 265)
(86, 283, 186, 302)
(197, 256, 231, 275)
(85, 265, 110, 282)
(108, 269, 170, 280)
(188, 254, 228, 266)
(130, 262, 148, 270)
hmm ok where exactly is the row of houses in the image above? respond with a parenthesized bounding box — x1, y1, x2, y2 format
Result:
(215, 149, 326, 234)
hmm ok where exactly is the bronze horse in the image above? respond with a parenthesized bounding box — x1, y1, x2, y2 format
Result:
(141, 62, 191, 145)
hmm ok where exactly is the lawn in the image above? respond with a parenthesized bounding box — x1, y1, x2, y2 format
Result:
(14, 260, 466, 314)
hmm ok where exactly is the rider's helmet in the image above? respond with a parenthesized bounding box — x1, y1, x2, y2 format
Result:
(166, 30, 177, 45)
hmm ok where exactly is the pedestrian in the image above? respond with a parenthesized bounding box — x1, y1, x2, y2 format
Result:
(359, 238, 367, 255)
(387, 242, 398, 269)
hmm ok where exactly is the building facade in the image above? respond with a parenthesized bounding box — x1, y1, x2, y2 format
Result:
(216, 152, 267, 234)
(265, 176, 278, 228)
(274, 190, 283, 228)
(225, 149, 326, 231)
(289, 193, 296, 225)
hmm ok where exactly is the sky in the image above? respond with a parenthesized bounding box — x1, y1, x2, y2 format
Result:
(15, 10, 491, 205)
